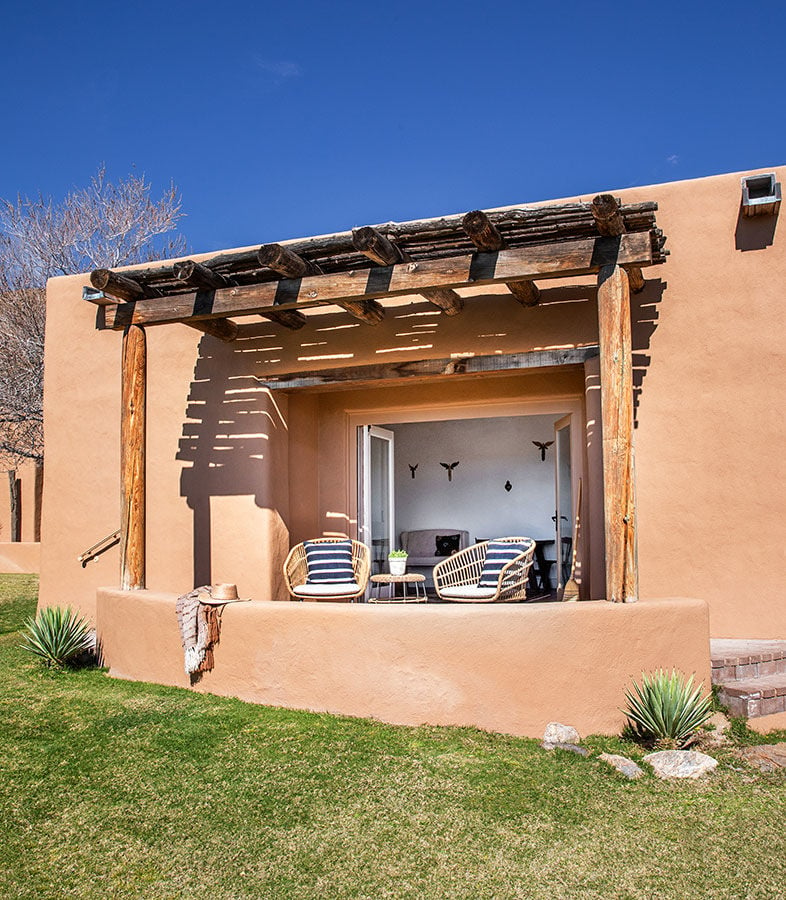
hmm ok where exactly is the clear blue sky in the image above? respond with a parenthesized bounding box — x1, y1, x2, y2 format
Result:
(1, 0, 783, 254)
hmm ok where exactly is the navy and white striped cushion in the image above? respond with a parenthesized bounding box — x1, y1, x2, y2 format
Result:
(478, 540, 530, 587)
(305, 540, 355, 584)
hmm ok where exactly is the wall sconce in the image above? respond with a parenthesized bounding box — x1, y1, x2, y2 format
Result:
(741, 173, 781, 217)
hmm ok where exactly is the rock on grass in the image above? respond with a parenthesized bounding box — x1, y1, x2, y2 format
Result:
(599, 753, 644, 779)
(644, 750, 718, 779)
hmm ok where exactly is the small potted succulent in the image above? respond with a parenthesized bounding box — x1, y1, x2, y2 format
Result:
(388, 548, 408, 576)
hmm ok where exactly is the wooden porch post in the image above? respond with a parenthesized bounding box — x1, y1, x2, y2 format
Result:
(7, 470, 20, 542)
(597, 264, 637, 602)
(33, 461, 43, 542)
(120, 324, 146, 590)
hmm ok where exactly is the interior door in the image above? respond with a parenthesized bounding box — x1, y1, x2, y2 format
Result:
(358, 425, 395, 574)
(553, 415, 573, 591)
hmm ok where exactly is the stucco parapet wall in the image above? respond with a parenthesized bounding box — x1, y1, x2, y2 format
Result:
(96, 590, 710, 738)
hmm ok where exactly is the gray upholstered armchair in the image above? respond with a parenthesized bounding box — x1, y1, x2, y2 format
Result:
(399, 529, 469, 583)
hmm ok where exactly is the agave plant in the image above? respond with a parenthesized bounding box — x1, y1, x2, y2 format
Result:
(623, 669, 713, 748)
(21, 606, 94, 669)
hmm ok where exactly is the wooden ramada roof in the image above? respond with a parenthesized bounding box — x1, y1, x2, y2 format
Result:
(84, 194, 667, 343)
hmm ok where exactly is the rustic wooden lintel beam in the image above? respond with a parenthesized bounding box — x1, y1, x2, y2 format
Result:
(419, 288, 463, 316)
(462, 210, 505, 251)
(457, 205, 606, 315)
(185, 318, 239, 342)
(336, 300, 386, 324)
(463, 209, 540, 306)
(259, 240, 382, 324)
(506, 281, 541, 307)
(147, 261, 238, 341)
(91, 268, 151, 302)
(591, 195, 645, 293)
(352, 226, 403, 265)
(626, 266, 645, 293)
(260, 309, 308, 330)
(258, 243, 322, 278)
(98, 232, 655, 330)
(257, 346, 599, 390)
(591, 195, 626, 236)
(174, 259, 229, 290)
(353, 225, 460, 316)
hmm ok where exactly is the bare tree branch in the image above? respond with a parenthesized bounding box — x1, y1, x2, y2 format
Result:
(0, 168, 186, 464)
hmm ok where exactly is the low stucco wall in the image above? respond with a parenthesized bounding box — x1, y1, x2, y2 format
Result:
(0, 542, 41, 574)
(96, 591, 710, 738)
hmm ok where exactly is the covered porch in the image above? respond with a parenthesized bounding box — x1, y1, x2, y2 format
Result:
(79, 193, 716, 737)
(87, 193, 668, 605)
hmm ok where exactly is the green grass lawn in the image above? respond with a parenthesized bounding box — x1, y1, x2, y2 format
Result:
(1, 575, 785, 900)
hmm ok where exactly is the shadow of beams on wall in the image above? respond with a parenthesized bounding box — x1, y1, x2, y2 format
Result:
(226, 286, 600, 360)
(174, 279, 660, 584)
(631, 279, 665, 427)
(177, 333, 289, 586)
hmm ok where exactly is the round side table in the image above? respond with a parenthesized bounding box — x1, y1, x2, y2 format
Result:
(369, 573, 427, 603)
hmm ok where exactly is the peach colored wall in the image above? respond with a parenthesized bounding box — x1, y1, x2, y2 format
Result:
(41, 279, 291, 620)
(96, 589, 710, 738)
(42, 167, 786, 639)
(617, 170, 785, 638)
(0, 542, 40, 574)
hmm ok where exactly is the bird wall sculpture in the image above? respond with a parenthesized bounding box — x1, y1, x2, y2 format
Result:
(532, 440, 554, 461)
(440, 461, 459, 482)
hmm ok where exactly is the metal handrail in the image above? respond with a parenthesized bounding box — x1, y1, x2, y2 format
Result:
(78, 529, 120, 567)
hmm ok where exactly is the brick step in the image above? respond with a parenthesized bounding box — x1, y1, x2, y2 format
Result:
(710, 639, 786, 684)
(717, 673, 786, 719)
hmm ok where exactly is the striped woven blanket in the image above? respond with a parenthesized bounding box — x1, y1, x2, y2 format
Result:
(175, 585, 214, 675)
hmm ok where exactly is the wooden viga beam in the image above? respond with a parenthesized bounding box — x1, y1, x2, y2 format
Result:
(91, 268, 152, 302)
(99, 232, 656, 331)
(91, 266, 239, 342)
(258, 243, 383, 325)
(173, 260, 305, 331)
(352, 226, 464, 316)
(591, 195, 645, 293)
(461, 211, 540, 307)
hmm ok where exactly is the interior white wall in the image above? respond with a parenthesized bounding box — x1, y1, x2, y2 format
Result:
(386, 415, 564, 545)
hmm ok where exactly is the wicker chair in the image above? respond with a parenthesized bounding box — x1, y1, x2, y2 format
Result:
(433, 536, 536, 603)
(283, 538, 370, 602)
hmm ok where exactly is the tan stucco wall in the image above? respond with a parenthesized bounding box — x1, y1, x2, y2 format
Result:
(619, 170, 785, 637)
(0, 542, 40, 574)
(96, 590, 710, 738)
(42, 167, 786, 638)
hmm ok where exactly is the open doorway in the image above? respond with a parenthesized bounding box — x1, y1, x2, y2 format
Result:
(357, 425, 396, 573)
(358, 411, 581, 594)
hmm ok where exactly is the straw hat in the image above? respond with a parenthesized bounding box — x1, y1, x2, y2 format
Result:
(199, 583, 250, 605)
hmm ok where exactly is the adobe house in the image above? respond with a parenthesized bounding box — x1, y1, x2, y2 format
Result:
(39, 167, 784, 737)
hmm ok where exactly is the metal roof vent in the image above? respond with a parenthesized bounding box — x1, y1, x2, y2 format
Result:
(741, 173, 781, 217)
